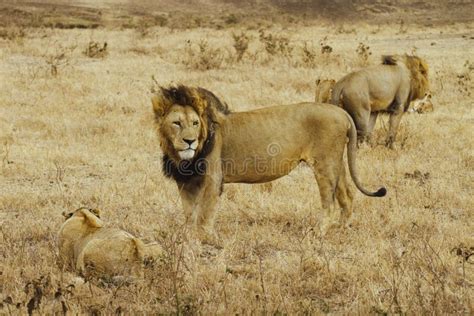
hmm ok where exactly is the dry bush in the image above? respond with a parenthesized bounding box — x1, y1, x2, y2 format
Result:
(45, 44, 77, 76)
(319, 36, 333, 55)
(355, 42, 372, 66)
(136, 23, 151, 38)
(181, 39, 226, 70)
(369, 226, 470, 314)
(154, 15, 169, 27)
(336, 24, 357, 34)
(232, 31, 250, 62)
(0, 26, 26, 42)
(258, 30, 293, 58)
(83, 41, 108, 58)
(397, 19, 408, 34)
(258, 30, 278, 55)
(457, 60, 473, 97)
(225, 13, 239, 25)
(133, 15, 168, 37)
(301, 42, 317, 68)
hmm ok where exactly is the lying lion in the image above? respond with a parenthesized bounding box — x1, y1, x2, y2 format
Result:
(314, 78, 336, 103)
(151, 85, 386, 244)
(58, 207, 162, 279)
(409, 92, 434, 113)
(331, 54, 429, 148)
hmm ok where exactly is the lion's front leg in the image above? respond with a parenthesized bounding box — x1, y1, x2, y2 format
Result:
(179, 181, 220, 245)
(386, 111, 404, 149)
(194, 169, 223, 246)
(178, 184, 199, 226)
(179, 138, 223, 246)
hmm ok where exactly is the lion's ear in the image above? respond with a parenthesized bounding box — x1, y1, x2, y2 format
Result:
(62, 211, 73, 220)
(78, 208, 104, 228)
(315, 79, 321, 85)
(151, 95, 166, 119)
(90, 208, 101, 218)
(152, 88, 174, 119)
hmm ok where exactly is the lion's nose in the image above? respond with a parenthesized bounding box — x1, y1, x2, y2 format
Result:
(183, 138, 195, 146)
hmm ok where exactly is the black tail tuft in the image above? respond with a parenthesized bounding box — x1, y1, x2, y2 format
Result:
(375, 187, 387, 197)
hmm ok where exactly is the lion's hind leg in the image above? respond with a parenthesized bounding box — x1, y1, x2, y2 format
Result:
(344, 99, 372, 145)
(309, 159, 340, 234)
(366, 112, 378, 145)
(385, 95, 407, 149)
(336, 166, 354, 227)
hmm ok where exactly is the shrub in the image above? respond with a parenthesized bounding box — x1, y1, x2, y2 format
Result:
(457, 60, 472, 96)
(45, 44, 77, 76)
(225, 14, 239, 25)
(0, 26, 26, 42)
(182, 39, 224, 70)
(83, 41, 108, 58)
(302, 42, 317, 68)
(320, 36, 333, 55)
(398, 19, 408, 34)
(258, 30, 293, 58)
(356, 42, 371, 66)
(232, 32, 250, 62)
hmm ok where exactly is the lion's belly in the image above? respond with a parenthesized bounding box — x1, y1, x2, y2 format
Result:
(222, 156, 301, 184)
(370, 97, 393, 112)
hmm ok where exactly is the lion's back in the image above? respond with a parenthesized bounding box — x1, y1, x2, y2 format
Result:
(79, 229, 142, 276)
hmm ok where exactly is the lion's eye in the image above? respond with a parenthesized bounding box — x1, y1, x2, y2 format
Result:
(173, 121, 181, 127)
(193, 121, 199, 126)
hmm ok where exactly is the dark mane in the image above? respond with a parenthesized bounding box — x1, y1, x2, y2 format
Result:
(158, 85, 230, 185)
(162, 131, 215, 185)
(196, 87, 231, 115)
(382, 55, 398, 65)
(159, 85, 231, 115)
(159, 85, 196, 107)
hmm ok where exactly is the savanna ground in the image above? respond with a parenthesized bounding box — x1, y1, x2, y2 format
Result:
(0, 0, 473, 314)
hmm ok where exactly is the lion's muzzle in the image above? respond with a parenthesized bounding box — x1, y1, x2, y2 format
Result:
(177, 139, 198, 160)
(178, 149, 196, 160)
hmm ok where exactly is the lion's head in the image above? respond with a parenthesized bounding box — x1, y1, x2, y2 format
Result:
(151, 85, 230, 182)
(315, 78, 336, 103)
(410, 92, 434, 113)
(382, 54, 429, 102)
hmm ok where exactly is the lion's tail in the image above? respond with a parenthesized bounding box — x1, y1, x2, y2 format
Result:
(345, 113, 387, 197)
(330, 80, 344, 107)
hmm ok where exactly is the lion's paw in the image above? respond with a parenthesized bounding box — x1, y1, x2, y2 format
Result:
(197, 228, 223, 249)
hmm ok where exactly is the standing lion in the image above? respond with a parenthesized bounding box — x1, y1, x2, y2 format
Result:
(330, 55, 429, 148)
(151, 85, 386, 245)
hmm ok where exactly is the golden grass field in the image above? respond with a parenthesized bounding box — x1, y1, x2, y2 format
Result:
(0, 0, 473, 314)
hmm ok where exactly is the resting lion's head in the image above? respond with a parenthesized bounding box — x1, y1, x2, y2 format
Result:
(151, 85, 230, 181)
(382, 54, 429, 101)
(315, 78, 336, 103)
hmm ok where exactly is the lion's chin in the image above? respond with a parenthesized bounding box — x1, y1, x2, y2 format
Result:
(178, 149, 196, 161)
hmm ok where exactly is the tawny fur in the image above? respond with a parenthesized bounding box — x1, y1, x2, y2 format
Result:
(152, 85, 386, 244)
(331, 54, 429, 148)
(314, 79, 336, 103)
(58, 208, 163, 279)
(410, 93, 434, 113)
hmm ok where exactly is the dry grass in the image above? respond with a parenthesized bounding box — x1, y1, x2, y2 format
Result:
(0, 1, 473, 314)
